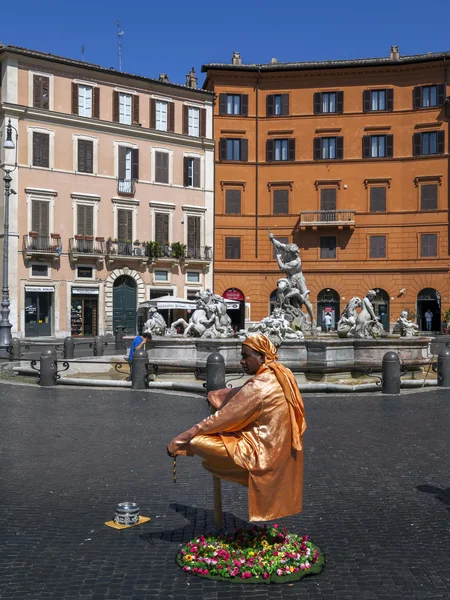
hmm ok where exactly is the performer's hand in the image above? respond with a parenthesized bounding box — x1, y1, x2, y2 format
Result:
(167, 437, 188, 456)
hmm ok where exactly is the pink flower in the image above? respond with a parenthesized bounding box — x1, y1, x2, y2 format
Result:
(183, 566, 191, 572)
(203, 569, 209, 575)
(263, 572, 270, 579)
(276, 568, 283, 576)
(273, 551, 279, 556)
(217, 565, 223, 570)
(274, 524, 279, 529)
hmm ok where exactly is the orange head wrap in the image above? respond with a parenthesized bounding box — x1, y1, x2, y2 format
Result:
(243, 334, 306, 451)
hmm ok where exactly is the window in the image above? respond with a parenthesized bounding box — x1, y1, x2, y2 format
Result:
(72, 83, 100, 118)
(219, 94, 248, 116)
(77, 266, 93, 278)
(183, 106, 206, 137)
(155, 151, 169, 184)
(273, 236, 288, 259)
(33, 75, 49, 109)
(219, 138, 248, 161)
(187, 289, 198, 300)
(363, 89, 394, 112)
(77, 205, 94, 236)
(362, 135, 393, 158)
(187, 215, 201, 258)
(314, 91, 343, 114)
(150, 99, 174, 132)
(225, 189, 241, 214)
(370, 187, 387, 212)
(187, 271, 200, 283)
(188, 107, 199, 136)
(420, 233, 437, 257)
(413, 84, 445, 109)
(225, 237, 241, 259)
(413, 131, 445, 156)
(31, 264, 49, 277)
(266, 94, 289, 116)
(314, 137, 344, 160)
(273, 190, 289, 214)
(156, 100, 168, 130)
(119, 93, 132, 124)
(155, 213, 169, 246)
(320, 236, 337, 259)
(184, 157, 200, 187)
(421, 184, 438, 211)
(77, 139, 93, 173)
(32, 132, 49, 167)
(370, 235, 386, 258)
(78, 85, 92, 117)
(266, 139, 295, 162)
(320, 188, 337, 212)
(31, 200, 49, 236)
(154, 270, 168, 281)
(113, 91, 139, 125)
(117, 209, 133, 242)
(118, 146, 139, 193)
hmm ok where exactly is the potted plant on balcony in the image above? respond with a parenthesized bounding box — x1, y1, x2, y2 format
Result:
(85, 235, 94, 241)
(145, 241, 163, 260)
(133, 239, 140, 246)
(51, 233, 60, 239)
(75, 234, 84, 241)
(171, 242, 186, 259)
(442, 307, 450, 331)
(96, 236, 104, 242)
(29, 231, 39, 238)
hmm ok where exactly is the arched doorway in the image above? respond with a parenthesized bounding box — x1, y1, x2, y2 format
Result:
(317, 289, 340, 331)
(269, 289, 278, 315)
(373, 289, 390, 331)
(223, 288, 245, 331)
(113, 275, 137, 334)
(417, 288, 441, 332)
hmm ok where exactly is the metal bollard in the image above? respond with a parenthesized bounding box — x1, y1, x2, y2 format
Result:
(206, 352, 226, 529)
(93, 336, 104, 357)
(40, 349, 58, 387)
(64, 337, 75, 360)
(437, 348, 450, 387)
(382, 351, 401, 395)
(115, 326, 126, 350)
(9, 338, 21, 360)
(131, 348, 149, 389)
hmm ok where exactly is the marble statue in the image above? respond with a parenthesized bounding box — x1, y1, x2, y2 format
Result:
(144, 307, 166, 337)
(269, 232, 316, 332)
(170, 289, 234, 338)
(355, 290, 385, 339)
(247, 307, 304, 347)
(336, 297, 362, 338)
(396, 310, 419, 337)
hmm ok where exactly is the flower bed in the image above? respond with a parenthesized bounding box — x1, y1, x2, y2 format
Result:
(176, 524, 324, 584)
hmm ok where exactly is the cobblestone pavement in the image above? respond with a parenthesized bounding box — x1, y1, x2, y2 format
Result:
(0, 385, 449, 599)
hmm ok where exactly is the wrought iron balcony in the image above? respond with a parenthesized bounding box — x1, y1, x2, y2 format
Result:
(117, 178, 136, 195)
(105, 240, 147, 268)
(186, 246, 213, 261)
(298, 210, 356, 229)
(69, 237, 105, 256)
(23, 234, 62, 264)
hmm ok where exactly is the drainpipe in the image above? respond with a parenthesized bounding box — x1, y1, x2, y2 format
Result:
(255, 68, 261, 258)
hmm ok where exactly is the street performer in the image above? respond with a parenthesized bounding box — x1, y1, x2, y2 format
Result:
(167, 334, 306, 522)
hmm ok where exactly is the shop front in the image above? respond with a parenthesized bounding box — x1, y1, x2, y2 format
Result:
(24, 286, 54, 337)
(223, 288, 245, 331)
(71, 287, 99, 337)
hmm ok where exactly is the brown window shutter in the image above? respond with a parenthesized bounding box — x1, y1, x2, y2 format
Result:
(313, 137, 321, 160)
(437, 130, 445, 154)
(241, 95, 248, 116)
(33, 75, 41, 107)
(77, 204, 86, 236)
(266, 139, 274, 162)
(32, 132, 41, 166)
(386, 89, 394, 111)
(32, 200, 49, 236)
(370, 187, 387, 212)
(288, 138, 295, 161)
(86, 141, 94, 173)
(362, 135, 371, 159)
(187, 216, 201, 253)
(219, 94, 227, 115)
(131, 148, 139, 180)
(78, 139, 85, 171)
(162, 153, 169, 183)
(118, 209, 127, 242)
(273, 189, 289, 214)
(336, 136, 344, 159)
(85, 205, 94, 236)
(240, 139, 248, 161)
(183, 105, 189, 134)
(281, 94, 289, 115)
(183, 157, 190, 187)
(200, 108, 206, 137)
(225, 190, 241, 214)
(313, 92, 322, 114)
(219, 138, 227, 161)
(93, 87, 100, 118)
(132, 95, 140, 124)
(421, 233, 437, 257)
(72, 83, 79, 115)
(266, 95, 274, 116)
(320, 189, 336, 211)
(386, 134, 394, 158)
(421, 184, 438, 210)
(113, 91, 120, 122)
(32, 200, 41, 233)
(155, 152, 161, 182)
(149, 98, 156, 129)
(370, 235, 386, 258)
(320, 236, 337, 259)
(168, 102, 175, 132)
(42, 77, 49, 109)
(33, 133, 49, 168)
(225, 237, 241, 259)
(155, 152, 168, 184)
(363, 90, 371, 112)
(193, 158, 201, 188)
(78, 140, 94, 173)
(155, 213, 169, 245)
(413, 86, 422, 109)
(41, 134, 49, 167)
(336, 91, 344, 113)
(118, 146, 126, 179)
(437, 84, 446, 106)
(413, 132, 422, 156)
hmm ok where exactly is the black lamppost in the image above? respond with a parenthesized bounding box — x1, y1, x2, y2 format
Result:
(0, 119, 18, 348)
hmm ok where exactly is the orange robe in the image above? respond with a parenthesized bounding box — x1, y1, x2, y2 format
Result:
(175, 364, 305, 522)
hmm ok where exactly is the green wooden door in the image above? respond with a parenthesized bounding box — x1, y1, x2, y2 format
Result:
(113, 276, 137, 334)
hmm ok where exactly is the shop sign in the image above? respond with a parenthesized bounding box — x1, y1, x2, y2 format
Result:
(24, 286, 54, 292)
(72, 288, 99, 295)
(222, 288, 245, 302)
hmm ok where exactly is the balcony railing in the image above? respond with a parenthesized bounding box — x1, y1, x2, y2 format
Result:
(23, 234, 62, 254)
(69, 238, 105, 255)
(299, 210, 356, 227)
(117, 178, 136, 195)
(186, 246, 213, 261)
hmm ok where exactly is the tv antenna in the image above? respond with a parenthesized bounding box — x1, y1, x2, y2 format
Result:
(116, 20, 124, 72)
(81, 45, 85, 61)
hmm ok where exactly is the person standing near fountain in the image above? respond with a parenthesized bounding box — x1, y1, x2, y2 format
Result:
(167, 334, 306, 521)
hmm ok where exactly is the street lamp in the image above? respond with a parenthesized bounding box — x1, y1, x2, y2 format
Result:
(0, 119, 18, 348)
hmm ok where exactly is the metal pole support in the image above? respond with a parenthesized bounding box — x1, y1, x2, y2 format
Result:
(9, 338, 21, 360)
(92, 336, 104, 357)
(40, 349, 58, 387)
(382, 351, 401, 395)
(64, 337, 75, 360)
(437, 348, 450, 387)
(115, 326, 126, 350)
(131, 348, 149, 389)
(206, 352, 226, 529)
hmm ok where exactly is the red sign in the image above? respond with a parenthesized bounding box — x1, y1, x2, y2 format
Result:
(223, 288, 244, 301)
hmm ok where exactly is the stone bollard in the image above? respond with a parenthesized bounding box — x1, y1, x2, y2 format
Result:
(382, 351, 401, 395)
(206, 352, 226, 529)
(115, 326, 126, 350)
(437, 348, 450, 387)
(131, 348, 149, 389)
(64, 337, 75, 360)
(40, 349, 58, 387)
(92, 336, 104, 357)
(9, 338, 21, 360)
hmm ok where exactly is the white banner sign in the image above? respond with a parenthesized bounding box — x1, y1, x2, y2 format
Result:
(25, 286, 54, 292)
(72, 288, 99, 295)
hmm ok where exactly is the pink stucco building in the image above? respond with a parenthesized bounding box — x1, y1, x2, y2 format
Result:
(0, 45, 214, 338)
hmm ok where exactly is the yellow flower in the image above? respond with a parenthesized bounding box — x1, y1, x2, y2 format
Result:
(248, 551, 255, 557)
(184, 554, 194, 562)
(289, 566, 294, 572)
(262, 541, 269, 547)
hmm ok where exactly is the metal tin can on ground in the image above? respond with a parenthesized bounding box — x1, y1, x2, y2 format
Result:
(113, 502, 140, 525)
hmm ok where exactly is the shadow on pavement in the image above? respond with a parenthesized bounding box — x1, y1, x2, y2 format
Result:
(417, 484, 450, 510)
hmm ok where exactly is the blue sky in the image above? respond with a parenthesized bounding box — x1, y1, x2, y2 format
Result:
(3, 0, 449, 87)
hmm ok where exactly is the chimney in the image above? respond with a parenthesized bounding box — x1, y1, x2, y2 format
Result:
(232, 52, 242, 66)
(390, 45, 400, 61)
(185, 67, 198, 89)
(158, 73, 170, 83)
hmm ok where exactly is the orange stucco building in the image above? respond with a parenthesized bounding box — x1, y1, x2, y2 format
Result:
(203, 47, 450, 332)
